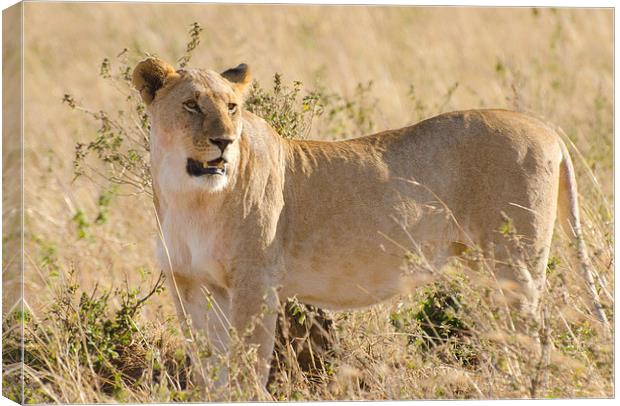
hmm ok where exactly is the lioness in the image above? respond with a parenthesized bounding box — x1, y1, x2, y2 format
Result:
(132, 58, 608, 389)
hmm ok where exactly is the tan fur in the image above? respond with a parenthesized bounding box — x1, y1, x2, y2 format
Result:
(133, 58, 607, 389)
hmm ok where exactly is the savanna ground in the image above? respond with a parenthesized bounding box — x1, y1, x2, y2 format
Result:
(2, 3, 614, 403)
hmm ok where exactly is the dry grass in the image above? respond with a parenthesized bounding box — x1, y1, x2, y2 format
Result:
(2, 3, 613, 402)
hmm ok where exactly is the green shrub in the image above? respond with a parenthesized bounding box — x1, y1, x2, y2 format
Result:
(390, 278, 476, 367)
(2, 269, 190, 403)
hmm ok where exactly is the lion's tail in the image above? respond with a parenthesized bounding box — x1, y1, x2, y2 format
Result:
(556, 132, 611, 336)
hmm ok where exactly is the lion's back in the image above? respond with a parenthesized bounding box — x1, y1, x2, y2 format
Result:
(374, 108, 564, 240)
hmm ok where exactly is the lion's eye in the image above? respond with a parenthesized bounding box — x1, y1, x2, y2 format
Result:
(183, 100, 200, 113)
(227, 103, 238, 114)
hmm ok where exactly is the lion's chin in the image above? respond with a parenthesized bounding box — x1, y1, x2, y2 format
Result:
(189, 172, 229, 193)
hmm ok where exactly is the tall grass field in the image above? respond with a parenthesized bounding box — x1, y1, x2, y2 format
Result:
(2, 3, 613, 402)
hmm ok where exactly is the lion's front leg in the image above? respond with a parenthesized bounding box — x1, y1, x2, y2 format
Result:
(166, 273, 231, 388)
(229, 271, 279, 390)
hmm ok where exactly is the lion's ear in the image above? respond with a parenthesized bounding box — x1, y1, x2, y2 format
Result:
(221, 63, 252, 94)
(132, 58, 178, 104)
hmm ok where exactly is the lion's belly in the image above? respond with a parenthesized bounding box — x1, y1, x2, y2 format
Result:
(280, 235, 434, 310)
(278, 186, 457, 310)
(280, 257, 403, 310)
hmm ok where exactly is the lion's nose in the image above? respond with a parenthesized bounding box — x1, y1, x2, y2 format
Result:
(209, 138, 233, 153)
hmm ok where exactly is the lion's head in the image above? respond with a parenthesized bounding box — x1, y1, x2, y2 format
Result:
(132, 58, 251, 194)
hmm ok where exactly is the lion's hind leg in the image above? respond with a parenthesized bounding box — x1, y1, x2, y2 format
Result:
(484, 209, 555, 336)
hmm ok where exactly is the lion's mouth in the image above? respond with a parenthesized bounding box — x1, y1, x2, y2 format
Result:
(186, 157, 227, 177)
